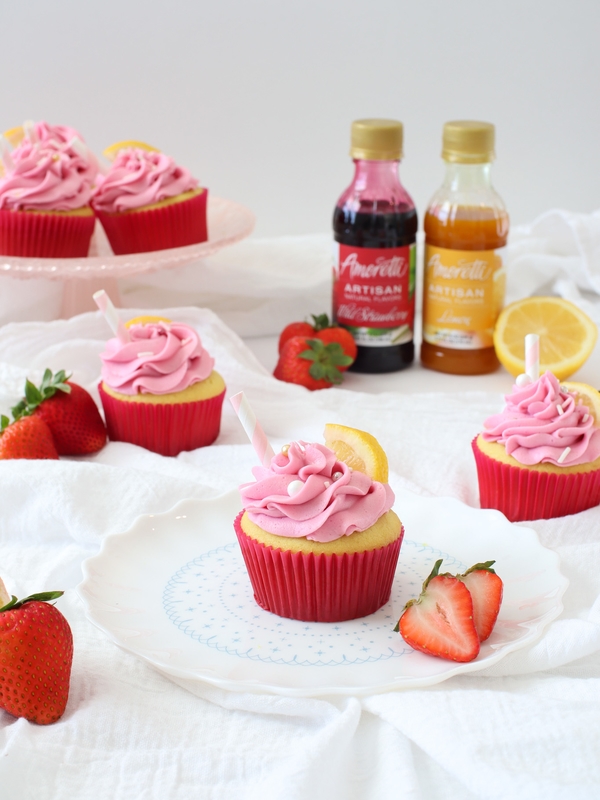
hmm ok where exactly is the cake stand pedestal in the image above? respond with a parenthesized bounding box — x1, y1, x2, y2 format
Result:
(0, 196, 255, 318)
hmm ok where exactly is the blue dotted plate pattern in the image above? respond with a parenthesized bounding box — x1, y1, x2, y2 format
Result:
(163, 540, 467, 667)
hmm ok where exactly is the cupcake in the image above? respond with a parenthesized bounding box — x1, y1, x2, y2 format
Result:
(472, 371, 600, 521)
(98, 317, 225, 456)
(235, 428, 403, 622)
(0, 121, 98, 257)
(91, 146, 207, 254)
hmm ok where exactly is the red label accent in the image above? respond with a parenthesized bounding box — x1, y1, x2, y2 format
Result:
(333, 244, 414, 329)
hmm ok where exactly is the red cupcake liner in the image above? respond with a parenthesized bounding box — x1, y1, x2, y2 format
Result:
(0, 207, 95, 257)
(94, 189, 208, 255)
(234, 511, 404, 622)
(98, 382, 224, 456)
(472, 436, 600, 522)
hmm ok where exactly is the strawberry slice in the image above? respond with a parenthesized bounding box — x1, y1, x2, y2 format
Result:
(458, 561, 503, 642)
(395, 559, 480, 662)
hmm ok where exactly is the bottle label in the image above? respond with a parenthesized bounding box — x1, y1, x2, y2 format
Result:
(332, 242, 416, 347)
(422, 244, 506, 350)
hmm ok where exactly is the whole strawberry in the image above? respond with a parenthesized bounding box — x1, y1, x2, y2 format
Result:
(0, 414, 59, 460)
(274, 337, 354, 390)
(457, 561, 503, 642)
(278, 313, 357, 369)
(0, 581, 73, 724)
(395, 559, 480, 663)
(12, 369, 106, 455)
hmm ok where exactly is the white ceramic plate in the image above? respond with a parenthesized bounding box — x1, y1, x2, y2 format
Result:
(77, 490, 568, 697)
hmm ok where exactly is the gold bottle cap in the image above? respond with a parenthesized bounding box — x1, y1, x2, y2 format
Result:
(442, 120, 495, 164)
(350, 119, 403, 161)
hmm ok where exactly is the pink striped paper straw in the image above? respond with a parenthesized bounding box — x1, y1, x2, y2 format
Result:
(93, 290, 130, 344)
(525, 333, 540, 381)
(230, 391, 275, 467)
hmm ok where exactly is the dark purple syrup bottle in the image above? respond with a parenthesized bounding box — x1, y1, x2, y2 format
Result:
(333, 119, 417, 373)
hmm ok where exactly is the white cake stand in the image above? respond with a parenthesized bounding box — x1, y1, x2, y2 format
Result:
(0, 196, 255, 318)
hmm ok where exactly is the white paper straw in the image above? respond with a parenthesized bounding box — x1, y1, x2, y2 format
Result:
(525, 333, 540, 382)
(93, 290, 130, 343)
(230, 391, 275, 467)
(68, 136, 89, 159)
(23, 120, 38, 143)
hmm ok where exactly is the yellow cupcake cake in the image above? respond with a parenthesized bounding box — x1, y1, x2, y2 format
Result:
(98, 316, 224, 456)
(235, 424, 403, 622)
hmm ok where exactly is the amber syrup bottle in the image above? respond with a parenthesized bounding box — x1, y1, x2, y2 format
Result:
(421, 120, 509, 375)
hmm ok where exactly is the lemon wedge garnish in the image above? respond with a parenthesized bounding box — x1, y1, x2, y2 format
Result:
(323, 423, 389, 482)
(493, 296, 597, 380)
(102, 140, 160, 161)
(561, 382, 600, 423)
(126, 315, 172, 328)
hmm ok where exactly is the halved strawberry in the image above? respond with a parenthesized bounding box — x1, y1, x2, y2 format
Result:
(395, 559, 480, 662)
(458, 561, 503, 642)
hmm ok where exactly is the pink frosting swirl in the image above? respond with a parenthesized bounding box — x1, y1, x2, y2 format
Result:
(91, 148, 198, 213)
(0, 122, 99, 211)
(240, 441, 395, 543)
(100, 322, 214, 395)
(482, 371, 600, 466)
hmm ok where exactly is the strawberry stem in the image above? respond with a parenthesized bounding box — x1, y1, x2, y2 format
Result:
(0, 590, 64, 613)
(299, 339, 353, 385)
(463, 561, 497, 576)
(310, 313, 332, 332)
(11, 369, 72, 421)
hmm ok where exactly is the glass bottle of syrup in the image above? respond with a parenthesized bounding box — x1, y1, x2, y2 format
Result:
(333, 119, 417, 373)
(421, 120, 509, 375)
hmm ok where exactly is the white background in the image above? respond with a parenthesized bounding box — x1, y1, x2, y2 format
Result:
(3, 0, 600, 236)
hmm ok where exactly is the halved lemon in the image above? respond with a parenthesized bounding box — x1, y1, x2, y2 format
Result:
(323, 423, 388, 482)
(561, 382, 600, 423)
(126, 315, 171, 328)
(493, 296, 597, 380)
(102, 140, 160, 161)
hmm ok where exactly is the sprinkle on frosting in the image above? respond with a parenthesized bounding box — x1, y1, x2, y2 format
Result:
(482, 371, 600, 467)
(239, 440, 394, 542)
(100, 321, 214, 395)
(91, 147, 198, 214)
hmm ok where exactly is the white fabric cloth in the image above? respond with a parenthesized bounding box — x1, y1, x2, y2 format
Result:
(2, 210, 600, 798)
(4, 208, 600, 334)
(0, 304, 599, 800)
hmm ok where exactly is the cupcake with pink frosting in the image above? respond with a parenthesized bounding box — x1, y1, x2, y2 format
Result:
(235, 432, 403, 622)
(98, 316, 225, 456)
(472, 371, 600, 521)
(0, 120, 98, 257)
(92, 146, 207, 254)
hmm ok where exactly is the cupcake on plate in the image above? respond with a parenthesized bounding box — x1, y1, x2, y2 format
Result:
(235, 424, 403, 622)
(98, 316, 225, 456)
(91, 145, 207, 254)
(472, 371, 600, 521)
(0, 120, 98, 257)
